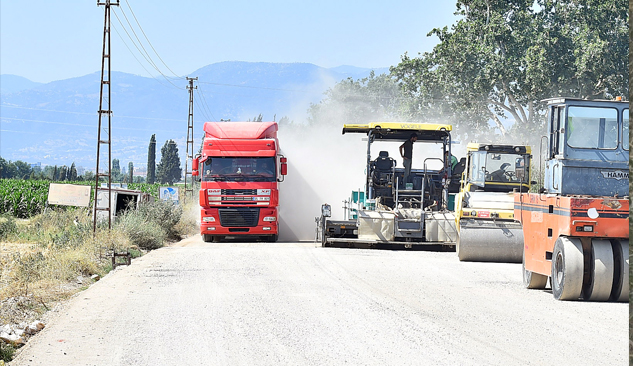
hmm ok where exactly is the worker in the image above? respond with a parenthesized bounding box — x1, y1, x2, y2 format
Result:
(490, 163, 511, 182)
(399, 133, 418, 184)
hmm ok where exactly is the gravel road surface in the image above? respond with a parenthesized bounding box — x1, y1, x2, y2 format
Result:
(10, 236, 627, 365)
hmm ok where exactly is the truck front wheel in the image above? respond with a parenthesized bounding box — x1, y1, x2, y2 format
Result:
(202, 234, 214, 243)
(267, 234, 278, 243)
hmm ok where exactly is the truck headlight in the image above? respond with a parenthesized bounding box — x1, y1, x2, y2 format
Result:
(202, 216, 215, 222)
(208, 197, 221, 201)
(254, 196, 270, 201)
(263, 216, 276, 222)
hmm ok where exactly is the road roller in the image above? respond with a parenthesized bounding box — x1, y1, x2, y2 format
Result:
(454, 143, 533, 262)
(515, 97, 629, 301)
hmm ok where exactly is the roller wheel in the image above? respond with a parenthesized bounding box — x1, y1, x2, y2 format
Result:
(551, 237, 584, 300)
(583, 239, 614, 301)
(609, 240, 629, 302)
(523, 254, 547, 289)
(202, 234, 214, 243)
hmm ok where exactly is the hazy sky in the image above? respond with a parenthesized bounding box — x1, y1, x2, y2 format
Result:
(1, 1, 458, 83)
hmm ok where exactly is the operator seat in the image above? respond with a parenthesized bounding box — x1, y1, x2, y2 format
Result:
(448, 157, 466, 193)
(372, 151, 395, 185)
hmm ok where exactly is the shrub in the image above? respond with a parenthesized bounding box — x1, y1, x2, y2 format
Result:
(0, 215, 17, 240)
(115, 211, 166, 250)
(1, 342, 15, 362)
(135, 200, 182, 239)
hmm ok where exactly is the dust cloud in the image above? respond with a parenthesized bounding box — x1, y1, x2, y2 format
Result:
(277, 125, 365, 241)
(277, 124, 466, 241)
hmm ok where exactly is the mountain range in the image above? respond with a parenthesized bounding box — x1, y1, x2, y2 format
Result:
(0, 61, 388, 170)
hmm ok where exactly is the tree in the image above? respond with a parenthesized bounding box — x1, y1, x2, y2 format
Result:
(249, 114, 264, 122)
(0, 157, 17, 178)
(156, 140, 182, 185)
(84, 170, 95, 182)
(52, 166, 58, 181)
(69, 162, 78, 181)
(147, 134, 156, 184)
(307, 71, 403, 127)
(58, 165, 68, 181)
(391, 0, 628, 144)
(112, 159, 121, 182)
(13, 161, 32, 180)
(128, 162, 134, 183)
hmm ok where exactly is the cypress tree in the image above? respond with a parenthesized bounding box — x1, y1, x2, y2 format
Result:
(128, 162, 134, 183)
(147, 134, 156, 184)
(156, 139, 182, 184)
(69, 162, 78, 181)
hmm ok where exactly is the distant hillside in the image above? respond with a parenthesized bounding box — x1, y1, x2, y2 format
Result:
(0, 61, 387, 169)
(0, 74, 43, 94)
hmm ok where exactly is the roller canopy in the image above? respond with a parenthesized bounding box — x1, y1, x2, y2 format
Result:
(342, 122, 452, 141)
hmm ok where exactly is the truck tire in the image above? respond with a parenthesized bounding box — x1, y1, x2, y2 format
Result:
(202, 234, 214, 243)
(551, 237, 584, 300)
(267, 234, 278, 243)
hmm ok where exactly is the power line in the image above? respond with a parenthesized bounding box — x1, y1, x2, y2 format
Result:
(195, 85, 217, 121)
(193, 93, 212, 122)
(0, 117, 181, 133)
(122, 0, 181, 78)
(0, 105, 182, 122)
(111, 24, 175, 90)
(111, 9, 184, 90)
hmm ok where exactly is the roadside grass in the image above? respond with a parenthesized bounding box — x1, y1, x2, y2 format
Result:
(0, 199, 198, 360)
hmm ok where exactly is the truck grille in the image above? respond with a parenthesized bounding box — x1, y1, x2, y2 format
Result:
(223, 196, 254, 201)
(222, 189, 257, 195)
(219, 208, 259, 227)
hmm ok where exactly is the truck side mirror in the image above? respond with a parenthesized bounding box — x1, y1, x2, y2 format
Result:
(192, 156, 200, 176)
(280, 157, 288, 176)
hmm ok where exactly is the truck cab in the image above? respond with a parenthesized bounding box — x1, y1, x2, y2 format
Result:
(193, 121, 287, 242)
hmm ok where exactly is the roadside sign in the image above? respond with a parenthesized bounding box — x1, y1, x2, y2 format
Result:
(48, 183, 91, 207)
(159, 186, 179, 204)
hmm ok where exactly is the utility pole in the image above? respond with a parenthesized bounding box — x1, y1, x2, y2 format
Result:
(93, 0, 119, 234)
(184, 77, 197, 201)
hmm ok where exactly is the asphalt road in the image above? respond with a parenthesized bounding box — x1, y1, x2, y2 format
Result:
(10, 236, 628, 365)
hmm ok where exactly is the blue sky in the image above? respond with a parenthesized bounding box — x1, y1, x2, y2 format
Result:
(1, 1, 458, 83)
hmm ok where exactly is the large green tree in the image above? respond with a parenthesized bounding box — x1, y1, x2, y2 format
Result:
(391, 0, 628, 143)
(147, 134, 156, 184)
(156, 140, 182, 185)
(308, 71, 403, 127)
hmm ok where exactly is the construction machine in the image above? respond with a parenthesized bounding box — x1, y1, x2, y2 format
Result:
(454, 143, 533, 262)
(319, 122, 457, 248)
(515, 98, 629, 301)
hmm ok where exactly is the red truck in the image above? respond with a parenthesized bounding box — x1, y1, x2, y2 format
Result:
(192, 121, 287, 242)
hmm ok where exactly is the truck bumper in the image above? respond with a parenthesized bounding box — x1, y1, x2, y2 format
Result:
(200, 207, 278, 236)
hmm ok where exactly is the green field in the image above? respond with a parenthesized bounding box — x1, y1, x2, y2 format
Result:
(0, 179, 167, 218)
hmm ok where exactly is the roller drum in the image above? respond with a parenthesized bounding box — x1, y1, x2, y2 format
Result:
(457, 220, 523, 263)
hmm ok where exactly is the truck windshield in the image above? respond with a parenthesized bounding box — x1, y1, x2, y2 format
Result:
(202, 157, 276, 182)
